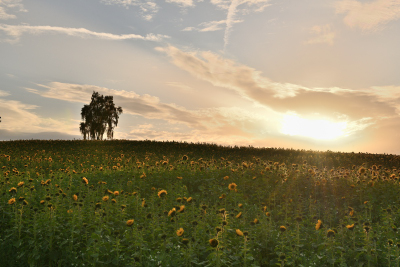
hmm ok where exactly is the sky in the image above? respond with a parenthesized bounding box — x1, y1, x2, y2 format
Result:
(1, 0, 400, 154)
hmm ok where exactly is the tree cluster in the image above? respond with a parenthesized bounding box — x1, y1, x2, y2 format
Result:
(80, 91, 123, 140)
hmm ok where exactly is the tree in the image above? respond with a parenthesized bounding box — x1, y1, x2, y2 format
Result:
(80, 91, 123, 140)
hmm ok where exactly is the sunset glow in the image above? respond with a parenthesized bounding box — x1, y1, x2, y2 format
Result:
(281, 115, 347, 140)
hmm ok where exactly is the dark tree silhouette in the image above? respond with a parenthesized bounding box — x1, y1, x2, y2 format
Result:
(80, 91, 123, 140)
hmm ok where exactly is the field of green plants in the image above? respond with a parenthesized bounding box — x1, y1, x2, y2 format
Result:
(1, 140, 400, 266)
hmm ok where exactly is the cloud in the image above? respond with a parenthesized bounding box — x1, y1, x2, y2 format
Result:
(0, 24, 170, 43)
(182, 19, 243, 32)
(201, 20, 233, 32)
(182, 26, 195, 31)
(224, 0, 241, 50)
(0, 90, 10, 97)
(306, 24, 335, 45)
(157, 45, 400, 125)
(211, 0, 271, 11)
(166, 0, 195, 7)
(165, 81, 194, 91)
(335, 0, 400, 31)
(0, 98, 77, 135)
(207, 0, 271, 50)
(26, 82, 206, 129)
(25, 82, 279, 142)
(20, 80, 400, 153)
(0, 0, 26, 20)
(100, 0, 159, 21)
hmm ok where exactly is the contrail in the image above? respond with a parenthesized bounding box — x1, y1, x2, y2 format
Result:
(223, 0, 242, 52)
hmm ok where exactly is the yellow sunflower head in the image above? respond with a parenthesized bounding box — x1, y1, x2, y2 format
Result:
(176, 228, 184, 237)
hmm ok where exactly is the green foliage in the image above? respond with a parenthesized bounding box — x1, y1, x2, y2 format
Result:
(1, 140, 400, 266)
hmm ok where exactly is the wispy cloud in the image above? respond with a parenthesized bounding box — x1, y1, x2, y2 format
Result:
(182, 19, 243, 32)
(182, 26, 195, 31)
(209, 0, 271, 50)
(335, 0, 400, 31)
(223, 0, 241, 51)
(0, 0, 26, 20)
(25, 82, 277, 142)
(305, 24, 336, 45)
(0, 90, 10, 97)
(0, 98, 77, 134)
(157, 45, 400, 123)
(165, 82, 194, 91)
(100, 0, 159, 21)
(166, 0, 195, 7)
(0, 24, 170, 43)
(26, 82, 206, 129)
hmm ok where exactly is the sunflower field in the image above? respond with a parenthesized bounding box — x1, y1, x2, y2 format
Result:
(1, 140, 400, 266)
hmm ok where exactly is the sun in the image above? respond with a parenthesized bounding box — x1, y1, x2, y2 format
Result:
(281, 114, 347, 140)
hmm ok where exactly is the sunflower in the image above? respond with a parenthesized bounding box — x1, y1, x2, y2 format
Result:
(102, 196, 109, 202)
(114, 191, 119, 196)
(106, 189, 114, 195)
(228, 183, 237, 191)
(234, 229, 245, 237)
(176, 228, 184, 237)
(126, 219, 134, 227)
(265, 212, 271, 217)
(178, 205, 185, 213)
(238, 203, 243, 208)
(177, 176, 182, 180)
(168, 208, 176, 217)
(358, 167, 366, 175)
(209, 238, 219, 247)
(280, 226, 286, 232)
(9, 187, 17, 193)
(8, 198, 16, 205)
(73, 194, 78, 201)
(315, 220, 323, 230)
(158, 189, 167, 198)
(17, 181, 24, 187)
(82, 177, 89, 185)
(187, 197, 193, 203)
(223, 176, 229, 180)
(327, 229, 335, 238)
(346, 224, 355, 230)
(236, 212, 242, 218)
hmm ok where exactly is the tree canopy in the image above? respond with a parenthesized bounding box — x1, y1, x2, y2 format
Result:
(80, 91, 123, 140)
